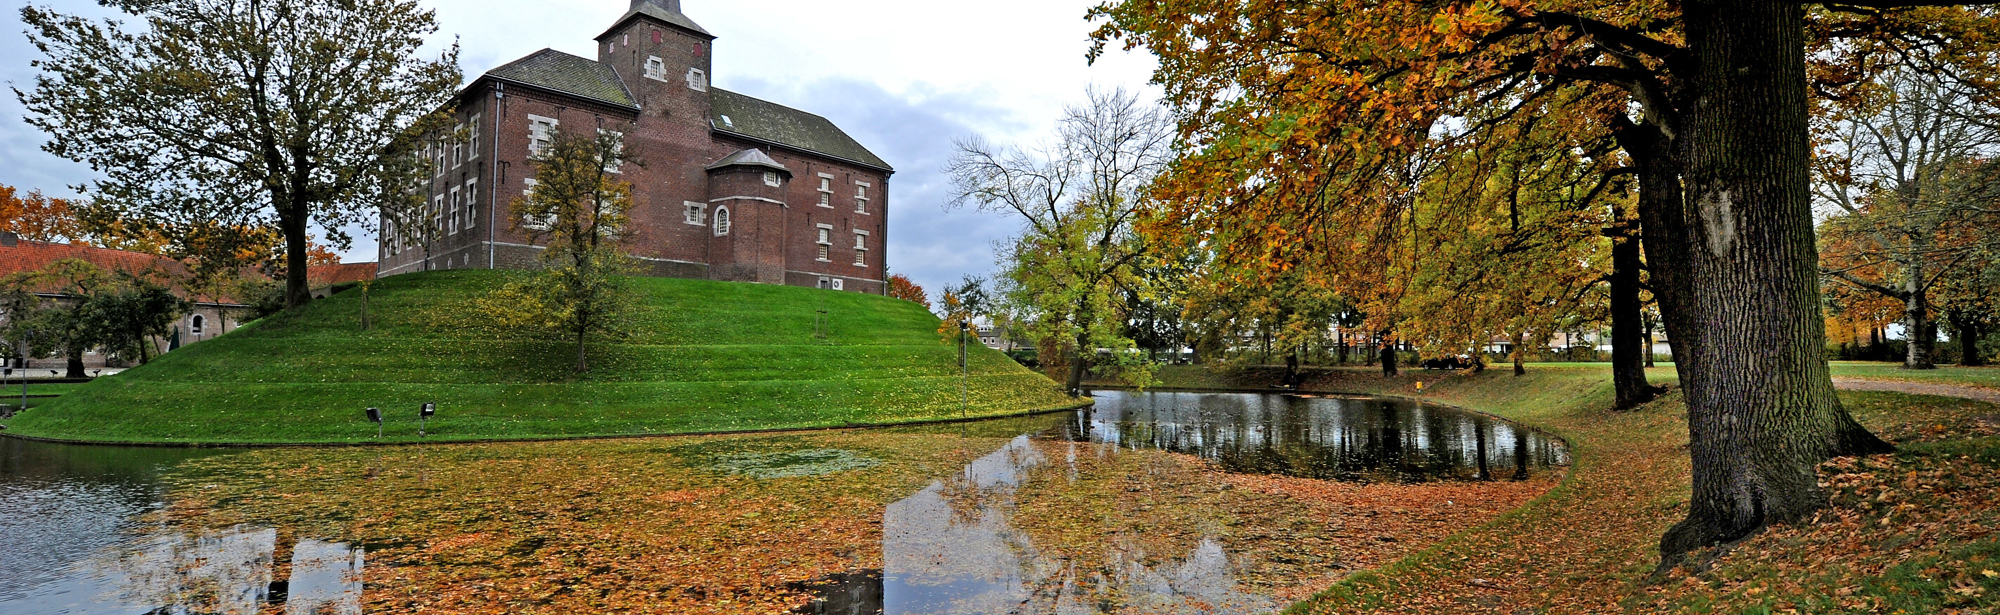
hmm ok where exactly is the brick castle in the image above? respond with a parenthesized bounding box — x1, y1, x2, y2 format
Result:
(378, 0, 892, 294)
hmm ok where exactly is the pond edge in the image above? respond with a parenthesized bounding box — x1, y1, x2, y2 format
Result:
(0, 397, 1097, 449)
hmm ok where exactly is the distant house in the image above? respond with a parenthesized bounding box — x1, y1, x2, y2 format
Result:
(0, 231, 375, 370)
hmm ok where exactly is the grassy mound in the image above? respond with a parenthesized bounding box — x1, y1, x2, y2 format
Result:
(4, 270, 1078, 444)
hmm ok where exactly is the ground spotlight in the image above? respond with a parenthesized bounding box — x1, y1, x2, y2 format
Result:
(366, 407, 382, 438)
(419, 402, 436, 437)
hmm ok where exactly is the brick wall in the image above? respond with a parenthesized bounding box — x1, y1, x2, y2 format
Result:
(378, 11, 889, 297)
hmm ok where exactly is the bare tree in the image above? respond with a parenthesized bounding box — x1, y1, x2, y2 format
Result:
(947, 87, 1175, 394)
(1817, 68, 2000, 369)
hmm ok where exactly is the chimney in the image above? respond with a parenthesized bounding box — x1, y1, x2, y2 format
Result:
(0, 231, 17, 247)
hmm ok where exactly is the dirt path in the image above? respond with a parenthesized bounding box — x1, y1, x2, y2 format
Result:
(1832, 378, 2000, 405)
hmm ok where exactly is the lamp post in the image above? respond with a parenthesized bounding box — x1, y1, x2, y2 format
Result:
(959, 321, 969, 418)
(366, 407, 382, 439)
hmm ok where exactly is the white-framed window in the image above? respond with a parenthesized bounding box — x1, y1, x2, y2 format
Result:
(683, 201, 706, 225)
(447, 186, 461, 235)
(644, 56, 666, 81)
(686, 67, 707, 91)
(815, 225, 833, 261)
(191, 314, 205, 335)
(712, 206, 731, 236)
(763, 171, 780, 187)
(468, 114, 481, 160)
(854, 181, 871, 214)
(852, 230, 868, 266)
(433, 194, 444, 229)
(463, 178, 478, 231)
(520, 179, 551, 231)
(432, 142, 444, 177)
(817, 174, 834, 208)
(599, 129, 624, 173)
(383, 218, 397, 256)
(528, 115, 558, 157)
(451, 123, 464, 168)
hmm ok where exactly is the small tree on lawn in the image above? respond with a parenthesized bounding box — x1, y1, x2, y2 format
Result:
(508, 128, 638, 373)
(87, 270, 191, 366)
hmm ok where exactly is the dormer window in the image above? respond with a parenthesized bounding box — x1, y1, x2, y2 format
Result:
(686, 68, 707, 91)
(719, 115, 734, 129)
(763, 171, 780, 187)
(644, 56, 666, 81)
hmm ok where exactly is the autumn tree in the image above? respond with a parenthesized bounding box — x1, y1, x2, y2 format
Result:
(4, 259, 112, 377)
(887, 274, 929, 310)
(86, 270, 191, 366)
(0, 185, 80, 242)
(1090, 0, 2000, 565)
(948, 87, 1173, 395)
(1815, 68, 2000, 369)
(19, 0, 461, 309)
(504, 129, 638, 373)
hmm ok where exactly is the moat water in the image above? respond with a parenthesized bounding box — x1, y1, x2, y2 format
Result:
(0, 390, 1564, 614)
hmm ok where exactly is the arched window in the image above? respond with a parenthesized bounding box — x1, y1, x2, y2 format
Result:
(191, 314, 205, 335)
(713, 206, 731, 236)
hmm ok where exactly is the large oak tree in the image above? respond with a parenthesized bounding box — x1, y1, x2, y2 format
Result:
(18, 0, 461, 308)
(1092, 0, 1998, 565)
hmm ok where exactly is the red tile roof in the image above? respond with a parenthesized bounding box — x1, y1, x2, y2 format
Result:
(308, 262, 378, 287)
(0, 235, 377, 304)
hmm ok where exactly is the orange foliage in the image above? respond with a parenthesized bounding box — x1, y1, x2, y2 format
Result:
(887, 273, 928, 310)
(0, 184, 80, 242)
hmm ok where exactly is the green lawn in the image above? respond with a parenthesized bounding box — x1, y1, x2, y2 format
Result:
(4, 270, 1078, 444)
(1829, 360, 2000, 389)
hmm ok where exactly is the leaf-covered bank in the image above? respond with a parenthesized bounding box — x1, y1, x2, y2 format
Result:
(1122, 364, 2000, 614)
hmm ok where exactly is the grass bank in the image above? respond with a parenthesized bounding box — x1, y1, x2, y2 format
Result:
(1830, 361, 2000, 389)
(1116, 363, 1998, 614)
(4, 271, 1077, 445)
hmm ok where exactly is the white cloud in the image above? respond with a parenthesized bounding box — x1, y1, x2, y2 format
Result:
(2, 0, 1159, 298)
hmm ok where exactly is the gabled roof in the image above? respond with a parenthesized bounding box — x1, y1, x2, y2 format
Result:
(307, 263, 378, 288)
(598, 0, 712, 41)
(706, 148, 790, 174)
(485, 49, 638, 110)
(710, 89, 892, 172)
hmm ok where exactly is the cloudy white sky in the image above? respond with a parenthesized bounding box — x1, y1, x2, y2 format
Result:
(0, 0, 1160, 300)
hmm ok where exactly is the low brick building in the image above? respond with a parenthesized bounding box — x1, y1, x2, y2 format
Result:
(378, 0, 893, 294)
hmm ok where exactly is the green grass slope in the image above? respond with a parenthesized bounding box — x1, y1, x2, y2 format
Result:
(5, 270, 1079, 444)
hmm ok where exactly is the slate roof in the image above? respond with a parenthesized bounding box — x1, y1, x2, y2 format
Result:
(598, 0, 712, 40)
(706, 148, 791, 174)
(710, 89, 892, 172)
(485, 49, 637, 110)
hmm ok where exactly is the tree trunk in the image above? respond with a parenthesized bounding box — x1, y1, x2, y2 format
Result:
(575, 323, 588, 373)
(1956, 315, 1984, 367)
(280, 202, 313, 308)
(1611, 213, 1659, 410)
(1655, 0, 1893, 568)
(1644, 315, 1658, 368)
(1284, 349, 1300, 386)
(1510, 330, 1526, 376)
(1379, 341, 1398, 377)
(66, 351, 84, 378)
(1902, 268, 1935, 369)
(1066, 331, 1088, 396)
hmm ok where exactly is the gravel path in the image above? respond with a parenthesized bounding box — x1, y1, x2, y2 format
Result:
(1832, 378, 2000, 405)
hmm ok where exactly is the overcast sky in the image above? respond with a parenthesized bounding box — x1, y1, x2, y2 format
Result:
(0, 0, 1159, 301)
